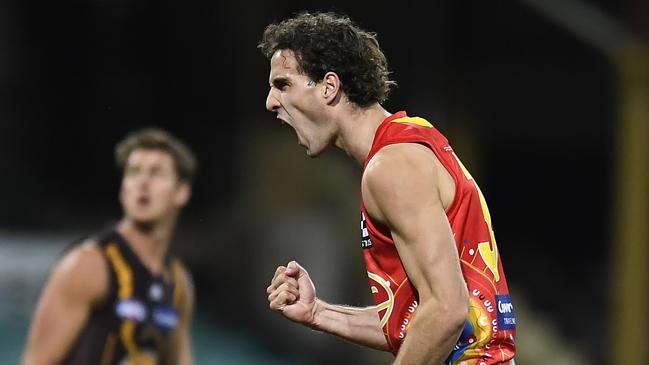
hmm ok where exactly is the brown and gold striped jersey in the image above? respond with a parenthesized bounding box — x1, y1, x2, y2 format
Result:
(64, 229, 190, 365)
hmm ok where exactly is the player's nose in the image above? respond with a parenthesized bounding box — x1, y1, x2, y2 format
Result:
(137, 172, 152, 188)
(266, 88, 280, 112)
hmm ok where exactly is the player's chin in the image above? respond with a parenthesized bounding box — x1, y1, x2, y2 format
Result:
(304, 144, 327, 158)
(129, 212, 162, 227)
(132, 217, 161, 230)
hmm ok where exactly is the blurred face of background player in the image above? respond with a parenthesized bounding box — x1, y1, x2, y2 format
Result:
(119, 148, 190, 228)
(266, 49, 338, 157)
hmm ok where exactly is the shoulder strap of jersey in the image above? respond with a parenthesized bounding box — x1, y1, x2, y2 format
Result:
(98, 231, 143, 359)
(365, 113, 449, 169)
(170, 258, 193, 310)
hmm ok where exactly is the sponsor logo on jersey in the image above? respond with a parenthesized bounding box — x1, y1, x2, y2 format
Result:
(360, 212, 373, 249)
(149, 282, 163, 302)
(496, 295, 516, 331)
(153, 305, 179, 329)
(116, 299, 147, 322)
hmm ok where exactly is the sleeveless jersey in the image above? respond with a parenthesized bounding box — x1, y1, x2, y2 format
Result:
(64, 229, 190, 365)
(360, 111, 516, 364)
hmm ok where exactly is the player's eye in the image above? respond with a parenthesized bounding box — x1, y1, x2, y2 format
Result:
(151, 168, 165, 178)
(273, 79, 289, 90)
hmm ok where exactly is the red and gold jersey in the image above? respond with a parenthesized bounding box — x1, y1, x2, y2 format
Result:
(360, 111, 516, 364)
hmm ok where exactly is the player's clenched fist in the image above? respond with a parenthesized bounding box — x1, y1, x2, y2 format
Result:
(267, 261, 318, 326)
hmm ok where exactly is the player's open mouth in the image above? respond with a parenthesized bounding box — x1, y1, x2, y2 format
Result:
(138, 196, 150, 205)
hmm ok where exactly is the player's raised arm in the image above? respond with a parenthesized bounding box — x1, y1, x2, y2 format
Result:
(267, 261, 389, 351)
(21, 243, 108, 365)
(362, 143, 470, 365)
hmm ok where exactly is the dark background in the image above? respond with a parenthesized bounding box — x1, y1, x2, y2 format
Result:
(0, 0, 645, 364)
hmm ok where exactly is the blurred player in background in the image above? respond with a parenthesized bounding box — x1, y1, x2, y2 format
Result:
(261, 12, 516, 365)
(22, 128, 196, 365)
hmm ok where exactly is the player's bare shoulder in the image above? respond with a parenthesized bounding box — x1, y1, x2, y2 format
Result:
(52, 239, 110, 306)
(363, 143, 452, 220)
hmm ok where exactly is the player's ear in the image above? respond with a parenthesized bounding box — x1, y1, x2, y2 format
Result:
(322, 71, 341, 104)
(175, 182, 191, 207)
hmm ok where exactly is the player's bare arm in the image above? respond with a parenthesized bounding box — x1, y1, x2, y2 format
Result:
(21, 243, 108, 365)
(362, 143, 470, 365)
(267, 261, 389, 351)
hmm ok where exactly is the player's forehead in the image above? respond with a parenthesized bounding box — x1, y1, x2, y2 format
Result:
(268, 49, 302, 83)
(126, 148, 174, 168)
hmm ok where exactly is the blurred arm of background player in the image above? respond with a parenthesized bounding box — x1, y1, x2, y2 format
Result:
(21, 242, 195, 365)
(267, 143, 470, 363)
(21, 243, 108, 365)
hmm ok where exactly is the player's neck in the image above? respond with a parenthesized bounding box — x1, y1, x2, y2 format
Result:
(334, 103, 391, 166)
(117, 218, 175, 275)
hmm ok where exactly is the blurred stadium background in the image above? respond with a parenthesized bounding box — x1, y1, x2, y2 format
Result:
(0, 0, 647, 364)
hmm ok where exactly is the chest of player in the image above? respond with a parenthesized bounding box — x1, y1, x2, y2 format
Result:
(102, 240, 182, 347)
(79, 275, 180, 365)
(112, 279, 179, 336)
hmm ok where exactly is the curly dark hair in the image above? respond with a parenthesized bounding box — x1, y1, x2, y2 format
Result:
(258, 12, 396, 107)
